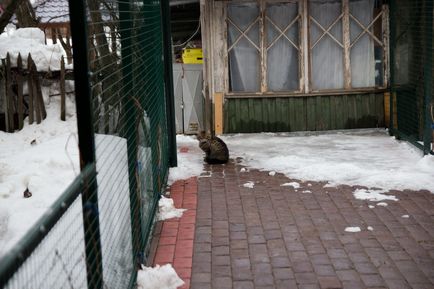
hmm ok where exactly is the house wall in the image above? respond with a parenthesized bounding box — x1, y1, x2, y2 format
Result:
(202, 1, 387, 134)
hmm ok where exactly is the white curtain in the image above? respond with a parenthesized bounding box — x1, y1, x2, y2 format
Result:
(266, 3, 299, 91)
(228, 3, 260, 92)
(310, 0, 344, 90)
(350, 0, 376, 88)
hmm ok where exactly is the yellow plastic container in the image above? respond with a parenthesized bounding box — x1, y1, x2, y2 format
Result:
(182, 48, 203, 64)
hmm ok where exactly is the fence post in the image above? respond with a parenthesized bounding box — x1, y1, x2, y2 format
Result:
(118, 0, 145, 266)
(67, 0, 103, 288)
(161, 0, 178, 167)
(389, 0, 396, 136)
(423, 0, 433, 154)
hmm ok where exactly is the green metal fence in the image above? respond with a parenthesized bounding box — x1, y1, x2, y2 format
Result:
(390, 0, 433, 154)
(0, 0, 176, 288)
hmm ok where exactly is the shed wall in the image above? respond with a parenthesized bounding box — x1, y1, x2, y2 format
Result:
(224, 93, 384, 133)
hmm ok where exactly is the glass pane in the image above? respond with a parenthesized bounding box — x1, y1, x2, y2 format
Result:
(266, 2, 299, 91)
(228, 2, 259, 31)
(228, 2, 260, 92)
(267, 38, 299, 91)
(310, 0, 344, 90)
(349, 0, 382, 87)
(229, 37, 260, 92)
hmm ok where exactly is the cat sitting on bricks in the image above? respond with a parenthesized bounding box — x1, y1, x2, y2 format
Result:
(197, 131, 229, 164)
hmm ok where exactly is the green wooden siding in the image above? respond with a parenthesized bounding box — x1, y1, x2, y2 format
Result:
(223, 93, 385, 133)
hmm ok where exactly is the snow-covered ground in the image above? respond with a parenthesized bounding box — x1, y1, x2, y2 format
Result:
(222, 130, 434, 193)
(0, 93, 78, 257)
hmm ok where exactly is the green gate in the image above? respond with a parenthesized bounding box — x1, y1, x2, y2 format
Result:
(0, 1, 176, 288)
(390, 0, 433, 154)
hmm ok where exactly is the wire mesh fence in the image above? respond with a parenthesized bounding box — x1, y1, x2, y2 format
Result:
(0, 0, 175, 288)
(390, 0, 433, 154)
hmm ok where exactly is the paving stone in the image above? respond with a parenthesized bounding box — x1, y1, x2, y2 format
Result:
(181, 163, 434, 289)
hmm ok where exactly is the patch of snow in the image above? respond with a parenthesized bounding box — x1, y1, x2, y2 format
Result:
(367, 226, 374, 231)
(401, 215, 409, 218)
(240, 168, 247, 172)
(376, 202, 388, 207)
(168, 135, 204, 185)
(368, 205, 375, 209)
(353, 188, 398, 202)
(301, 190, 312, 194)
(345, 227, 361, 233)
(137, 264, 184, 289)
(222, 130, 434, 193)
(157, 196, 186, 221)
(280, 182, 300, 189)
(243, 181, 255, 189)
(307, 183, 312, 187)
(268, 171, 276, 176)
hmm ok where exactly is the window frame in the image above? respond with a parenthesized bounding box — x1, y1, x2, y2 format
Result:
(224, 0, 389, 96)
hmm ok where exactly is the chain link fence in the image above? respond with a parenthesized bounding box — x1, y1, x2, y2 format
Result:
(0, 0, 176, 288)
(390, 0, 433, 154)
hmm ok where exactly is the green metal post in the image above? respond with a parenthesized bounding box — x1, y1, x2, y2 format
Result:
(423, 0, 433, 154)
(161, 0, 178, 167)
(118, 0, 145, 266)
(389, 0, 396, 136)
(67, 0, 103, 288)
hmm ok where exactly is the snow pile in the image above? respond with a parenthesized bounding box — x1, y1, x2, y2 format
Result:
(137, 264, 184, 289)
(345, 227, 361, 233)
(0, 96, 78, 257)
(0, 28, 71, 71)
(353, 188, 398, 202)
(157, 196, 186, 221)
(223, 130, 434, 193)
(280, 182, 300, 189)
(268, 171, 276, 176)
(367, 226, 374, 231)
(402, 215, 409, 218)
(376, 202, 388, 207)
(168, 135, 204, 185)
(243, 181, 254, 189)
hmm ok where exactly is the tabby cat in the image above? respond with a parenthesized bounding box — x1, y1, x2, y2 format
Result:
(197, 131, 229, 164)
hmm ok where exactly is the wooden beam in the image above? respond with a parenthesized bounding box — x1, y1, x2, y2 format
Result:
(342, 0, 351, 89)
(214, 92, 224, 134)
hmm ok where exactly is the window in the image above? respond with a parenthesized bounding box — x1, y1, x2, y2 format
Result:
(227, 1, 301, 93)
(226, 0, 387, 94)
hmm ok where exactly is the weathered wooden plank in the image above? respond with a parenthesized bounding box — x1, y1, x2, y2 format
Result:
(329, 95, 337, 129)
(254, 98, 263, 132)
(17, 54, 24, 130)
(2, 57, 11, 132)
(306, 97, 316, 131)
(292, 97, 303, 131)
(240, 98, 249, 132)
(60, 56, 66, 121)
(27, 54, 34, 125)
(342, 0, 352, 89)
(214, 92, 223, 134)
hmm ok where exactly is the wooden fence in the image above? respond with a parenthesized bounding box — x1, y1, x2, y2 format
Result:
(0, 53, 70, 132)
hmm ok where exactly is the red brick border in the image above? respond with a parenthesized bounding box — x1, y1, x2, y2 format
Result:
(153, 177, 198, 289)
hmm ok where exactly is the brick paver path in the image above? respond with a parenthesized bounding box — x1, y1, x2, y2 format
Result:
(189, 161, 434, 289)
(151, 160, 434, 289)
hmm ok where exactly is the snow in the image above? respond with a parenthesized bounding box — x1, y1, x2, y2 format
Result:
(240, 168, 248, 172)
(137, 264, 184, 289)
(353, 188, 398, 202)
(0, 95, 78, 257)
(345, 227, 361, 233)
(243, 181, 255, 189)
(168, 135, 204, 185)
(402, 214, 410, 218)
(280, 182, 300, 189)
(301, 190, 312, 194)
(222, 129, 434, 193)
(367, 226, 374, 231)
(268, 171, 276, 176)
(157, 196, 186, 221)
(368, 205, 375, 209)
(0, 28, 72, 71)
(376, 202, 388, 207)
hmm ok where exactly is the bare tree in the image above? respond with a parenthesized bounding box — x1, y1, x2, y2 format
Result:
(0, 0, 26, 33)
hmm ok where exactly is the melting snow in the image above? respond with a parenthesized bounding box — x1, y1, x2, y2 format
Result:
(353, 188, 398, 202)
(157, 196, 186, 221)
(243, 182, 255, 189)
(268, 171, 276, 176)
(345, 227, 361, 233)
(280, 182, 300, 189)
(401, 215, 410, 218)
(376, 202, 388, 207)
(136, 264, 184, 289)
